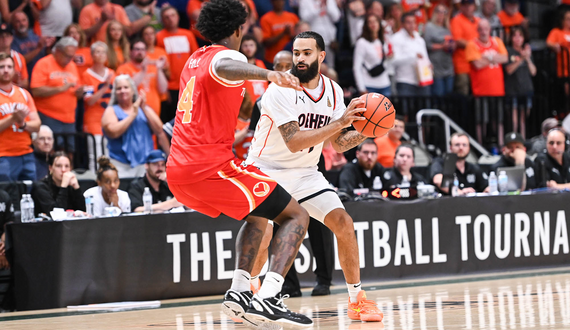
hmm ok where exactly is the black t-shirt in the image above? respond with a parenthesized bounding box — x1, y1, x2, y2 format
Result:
(382, 168, 427, 188)
(535, 152, 570, 184)
(0, 189, 14, 236)
(491, 155, 538, 190)
(128, 175, 174, 210)
(338, 161, 385, 196)
(504, 47, 534, 97)
(31, 175, 86, 216)
(430, 158, 488, 193)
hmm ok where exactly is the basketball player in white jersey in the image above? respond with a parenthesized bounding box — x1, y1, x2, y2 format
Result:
(244, 31, 384, 323)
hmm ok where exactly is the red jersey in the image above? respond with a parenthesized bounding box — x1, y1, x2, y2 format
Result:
(167, 45, 248, 184)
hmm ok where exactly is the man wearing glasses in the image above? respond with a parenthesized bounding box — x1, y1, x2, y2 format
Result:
(430, 132, 488, 195)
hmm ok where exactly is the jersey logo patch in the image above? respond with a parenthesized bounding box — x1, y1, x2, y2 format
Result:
(327, 97, 332, 107)
(298, 95, 305, 103)
(253, 182, 270, 197)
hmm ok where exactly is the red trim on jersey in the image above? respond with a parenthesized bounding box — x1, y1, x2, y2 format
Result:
(301, 74, 326, 103)
(329, 79, 336, 110)
(256, 114, 274, 157)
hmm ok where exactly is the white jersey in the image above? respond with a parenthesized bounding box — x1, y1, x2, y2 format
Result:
(247, 74, 346, 170)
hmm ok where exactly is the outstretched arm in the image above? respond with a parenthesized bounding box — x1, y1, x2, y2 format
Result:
(214, 58, 302, 90)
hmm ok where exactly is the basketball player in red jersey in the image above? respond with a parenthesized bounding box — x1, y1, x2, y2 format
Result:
(166, 0, 313, 328)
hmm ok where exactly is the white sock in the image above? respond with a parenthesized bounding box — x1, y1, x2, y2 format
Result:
(257, 272, 284, 299)
(347, 282, 362, 303)
(250, 275, 261, 292)
(230, 269, 251, 292)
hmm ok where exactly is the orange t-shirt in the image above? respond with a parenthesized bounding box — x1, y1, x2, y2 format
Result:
(450, 13, 480, 74)
(156, 28, 199, 91)
(116, 62, 161, 115)
(374, 135, 401, 168)
(260, 11, 299, 63)
(401, 0, 427, 28)
(0, 86, 37, 157)
(147, 46, 170, 101)
(187, 0, 206, 41)
(244, 59, 268, 107)
(31, 55, 79, 123)
(82, 68, 114, 135)
(465, 37, 507, 96)
(78, 3, 130, 44)
(497, 10, 524, 28)
(234, 117, 253, 161)
(73, 47, 93, 81)
(10, 50, 28, 85)
(546, 28, 570, 77)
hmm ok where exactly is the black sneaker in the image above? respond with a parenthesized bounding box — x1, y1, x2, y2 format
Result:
(245, 293, 313, 328)
(221, 290, 260, 328)
(311, 284, 330, 296)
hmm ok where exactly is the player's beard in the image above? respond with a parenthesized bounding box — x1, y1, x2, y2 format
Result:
(291, 59, 319, 83)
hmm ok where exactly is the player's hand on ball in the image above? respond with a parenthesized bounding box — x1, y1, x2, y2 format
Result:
(268, 71, 302, 91)
(338, 98, 366, 128)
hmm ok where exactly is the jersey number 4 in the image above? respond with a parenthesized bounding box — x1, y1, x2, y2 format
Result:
(177, 76, 196, 124)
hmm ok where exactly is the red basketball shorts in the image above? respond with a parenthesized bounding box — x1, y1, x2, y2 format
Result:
(169, 159, 279, 220)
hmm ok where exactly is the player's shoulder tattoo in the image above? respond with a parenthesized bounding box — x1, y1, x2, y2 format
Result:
(278, 121, 300, 143)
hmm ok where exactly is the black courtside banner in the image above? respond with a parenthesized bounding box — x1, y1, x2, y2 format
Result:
(6, 193, 570, 310)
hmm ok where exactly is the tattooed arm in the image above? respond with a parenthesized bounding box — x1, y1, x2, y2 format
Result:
(278, 98, 367, 153)
(328, 129, 368, 153)
(214, 58, 302, 90)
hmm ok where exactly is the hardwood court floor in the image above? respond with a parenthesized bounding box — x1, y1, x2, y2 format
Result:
(2, 267, 570, 329)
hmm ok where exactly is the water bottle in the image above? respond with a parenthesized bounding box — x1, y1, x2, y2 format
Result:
(372, 176, 382, 190)
(488, 171, 498, 195)
(451, 174, 459, 197)
(400, 175, 410, 188)
(20, 194, 34, 223)
(498, 171, 508, 193)
(143, 187, 153, 213)
(85, 195, 94, 216)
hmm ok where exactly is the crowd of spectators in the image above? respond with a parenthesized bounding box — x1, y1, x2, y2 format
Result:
(0, 0, 569, 228)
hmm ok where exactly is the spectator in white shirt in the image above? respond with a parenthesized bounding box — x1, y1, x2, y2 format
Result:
(391, 12, 432, 97)
(353, 14, 392, 96)
(83, 156, 131, 216)
(299, 0, 341, 68)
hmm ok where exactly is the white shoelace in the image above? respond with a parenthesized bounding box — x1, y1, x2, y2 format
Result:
(275, 294, 290, 308)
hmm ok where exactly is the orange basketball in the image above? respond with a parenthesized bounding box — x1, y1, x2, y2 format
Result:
(352, 93, 396, 137)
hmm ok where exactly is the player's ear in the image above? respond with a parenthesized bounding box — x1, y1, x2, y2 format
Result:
(319, 50, 326, 63)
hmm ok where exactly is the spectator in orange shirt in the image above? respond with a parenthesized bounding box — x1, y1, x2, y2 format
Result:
(106, 20, 129, 71)
(450, 0, 479, 95)
(374, 115, 404, 168)
(547, 10, 570, 78)
(240, 34, 268, 106)
(497, 0, 527, 35)
(142, 25, 171, 86)
(187, 0, 207, 45)
(116, 39, 168, 116)
(156, 5, 199, 123)
(65, 24, 93, 80)
(0, 52, 41, 182)
(465, 18, 508, 144)
(31, 37, 83, 152)
(0, 24, 27, 89)
(83, 41, 115, 172)
(260, 0, 298, 64)
(79, 0, 131, 44)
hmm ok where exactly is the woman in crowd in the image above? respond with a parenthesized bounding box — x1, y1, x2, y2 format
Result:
(505, 26, 536, 138)
(83, 156, 130, 216)
(83, 41, 115, 172)
(31, 151, 85, 216)
(385, 3, 403, 34)
(141, 25, 170, 80)
(353, 14, 391, 96)
(106, 20, 129, 71)
(64, 24, 92, 78)
(101, 75, 168, 178)
(424, 4, 455, 96)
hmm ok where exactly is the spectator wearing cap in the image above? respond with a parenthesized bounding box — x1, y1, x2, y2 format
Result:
(450, 0, 480, 95)
(530, 118, 560, 156)
(11, 11, 54, 75)
(31, 37, 83, 153)
(491, 132, 538, 190)
(32, 125, 55, 180)
(0, 23, 28, 89)
(127, 150, 181, 212)
(497, 0, 527, 36)
(536, 128, 570, 190)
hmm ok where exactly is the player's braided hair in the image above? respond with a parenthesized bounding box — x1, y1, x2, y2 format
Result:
(196, 0, 247, 43)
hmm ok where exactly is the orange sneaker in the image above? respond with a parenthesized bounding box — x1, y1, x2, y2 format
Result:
(347, 290, 384, 322)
